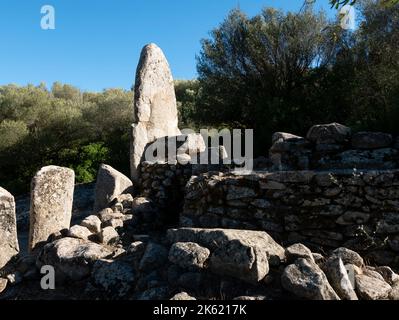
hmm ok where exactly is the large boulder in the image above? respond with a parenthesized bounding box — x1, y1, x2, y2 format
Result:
(306, 123, 351, 144)
(281, 258, 340, 300)
(167, 228, 285, 284)
(93, 164, 133, 212)
(168, 242, 210, 270)
(29, 166, 75, 252)
(355, 274, 391, 300)
(37, 237, 113, 281)
(130, 43, 181, 181)
(0, 187, 19, 270)
(91, 259, 135, 297)
(352, 132, 393, 149)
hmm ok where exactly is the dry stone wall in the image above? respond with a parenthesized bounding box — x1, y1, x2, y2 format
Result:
(138, 159, 230, 218)
(181, 169, 399, 266)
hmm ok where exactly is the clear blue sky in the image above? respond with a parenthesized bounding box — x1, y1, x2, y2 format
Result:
(0, 0, 338, 92)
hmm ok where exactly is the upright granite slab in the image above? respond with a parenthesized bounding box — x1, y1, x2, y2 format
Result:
(0, 187, 19, 270)
(130, 43, 181, 181)
(29, 166, 75, 252)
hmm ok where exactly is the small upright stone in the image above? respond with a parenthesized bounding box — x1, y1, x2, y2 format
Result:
(0, 187, 19, 270)
(29, 166, 75, 252)
(93, 164, 133, 212)
(130, 43, 181, 181)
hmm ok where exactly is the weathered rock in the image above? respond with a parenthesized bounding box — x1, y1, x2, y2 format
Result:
(167, 228, 285, 284)
(363, 268, 386, 282)
(92, 259, 135, 297)
(139, 242, 168, 271)
(285, 243, 314, 263)
(81, 215, 102, 234)
(132, 197, 155, 215)
(147, 134, 206, 162)
(325, 257, 358, 300)
(0, 277, 7, 294)
(29, 166, 75, 252)
(168, 242, 210, 270)
(0, 187, 19, 270)
(226, 186, 256, 200)
(375, 266, 399, 285)
(330, 247, 364, 268)
(272, 132, 305, 144)
(68, 225, 93, 240)
(307, 123, 351, 144)
(93, 164, 133, 212)
(352, 132, 392, 149)
(99, 227, 119, 245)
(233, 295, 267, 301)
(355, 274, 391, 300)
(130, 43, 181, 181)
(103, 218, 124, 229)
(389, 282, 399, 300)
(37, 237, 113, 281)
(312, 253, 326, 268)
(281, 258, 340, 300)
(170, 292, 196, 300)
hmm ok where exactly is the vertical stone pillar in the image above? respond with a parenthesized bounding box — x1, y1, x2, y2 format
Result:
(130, 43, 181, 182)
(0, 187, 19, 270)
(93, 164, 133, 212)
(29, 166, 75, 252)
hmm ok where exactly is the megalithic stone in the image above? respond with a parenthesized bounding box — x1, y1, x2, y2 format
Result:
(29, 166, 75, 252)
(93, 164, 133, 212)
(0, 187, 19, 270)
(130, 43, 181, 182)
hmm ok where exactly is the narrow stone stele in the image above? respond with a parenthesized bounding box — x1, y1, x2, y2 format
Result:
(0, 187, 19, 270)
(29, 166, 75, 252)
(93, 164, 133, 212)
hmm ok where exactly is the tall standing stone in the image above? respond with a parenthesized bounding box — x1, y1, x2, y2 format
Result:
(130, 43, 181, 181)
(0, 187, 19, 270)
(29, 166, 75, 252)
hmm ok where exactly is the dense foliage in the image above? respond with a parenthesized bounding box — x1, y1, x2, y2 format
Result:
(0, 84, 133, 194)
(194, 0, 399, 154)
